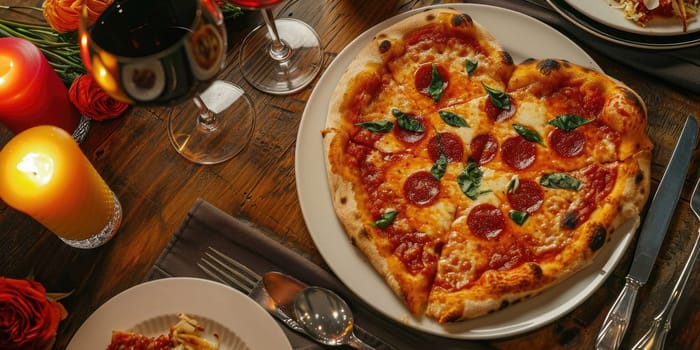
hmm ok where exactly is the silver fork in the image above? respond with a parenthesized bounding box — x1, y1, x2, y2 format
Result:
(197, 247, 391, 349)
(632, 178, 700, 350)
(197, 246, 307, 335)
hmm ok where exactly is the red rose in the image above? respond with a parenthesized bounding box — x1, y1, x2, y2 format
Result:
(0, 277, 67, 350)
(69, 74, 129, 121)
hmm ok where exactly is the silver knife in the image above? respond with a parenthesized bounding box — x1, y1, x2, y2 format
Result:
(595, 115, 698, 350)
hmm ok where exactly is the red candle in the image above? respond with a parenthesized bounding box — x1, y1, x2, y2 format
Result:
(0, 37, 80, 134)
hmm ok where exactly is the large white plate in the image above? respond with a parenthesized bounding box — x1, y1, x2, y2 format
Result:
(564, 0, 700, 36)
(67, 277, 292, 349)
(296, 4, 635, 339)
(548, 0, 700, 49)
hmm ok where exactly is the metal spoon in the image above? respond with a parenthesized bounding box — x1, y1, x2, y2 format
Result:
(293, 286, 376, 349)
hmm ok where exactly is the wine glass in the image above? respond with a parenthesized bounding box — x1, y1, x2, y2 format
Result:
(79, 0, 255, 164)
(229, 0, 323, 95)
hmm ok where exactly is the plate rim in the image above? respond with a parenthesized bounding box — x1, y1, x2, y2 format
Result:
(295, 3, 635, 339)
(66, 277, 292, 350)
(563, 0, 700, 36)
(548, 0, 700, 49)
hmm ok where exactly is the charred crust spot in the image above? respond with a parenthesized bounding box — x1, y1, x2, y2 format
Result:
(500, 51, 514, 65)
(339, 196, 347, 205)
(360, 228, 370, 239)
(452, 14, 465, 26)
(635, 170, 644, 184)
(426, 13, 436, 21)
(561, 211, 578, 229)
(589, 226, 607, 251)
(451, 13, 472, 26)
(623, 88, 644, 113)
(537, 59, 561, 75)
(444, 313, 461, 322)
(528, 263, 543, 279)
(498, 300, 510, 310)
(379, 40, 391, 54)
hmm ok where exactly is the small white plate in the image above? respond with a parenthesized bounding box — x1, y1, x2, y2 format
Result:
(296, 3, 637, 339)
(564, 0, 700, 36)
(548, 0, 700, 49)
(67, 277, 292, 349)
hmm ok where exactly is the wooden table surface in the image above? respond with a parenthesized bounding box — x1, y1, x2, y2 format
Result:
(1, 1, 699, 349)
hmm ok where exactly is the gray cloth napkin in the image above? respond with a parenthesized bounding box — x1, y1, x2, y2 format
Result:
(144, 199, 494, 350)
(461, 0, 700, 94)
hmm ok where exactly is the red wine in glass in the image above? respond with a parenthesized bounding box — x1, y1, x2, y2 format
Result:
(80, 0, 256, 164)
(227, 0, 323, 95)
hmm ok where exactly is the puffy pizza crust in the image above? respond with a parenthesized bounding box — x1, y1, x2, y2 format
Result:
(322, 9, 653, 323)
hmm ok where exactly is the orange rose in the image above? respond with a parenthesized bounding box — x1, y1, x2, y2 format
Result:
(0, 277, 67, 350)
(42, 0, 114, 33)
(69, 74, 129, 121)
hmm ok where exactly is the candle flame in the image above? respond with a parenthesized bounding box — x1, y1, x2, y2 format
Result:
(17, 153, 54, 186)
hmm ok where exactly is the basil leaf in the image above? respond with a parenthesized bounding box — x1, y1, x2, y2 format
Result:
(356, 120, 394, 133)
(513, 124, 546, 147)
(507, 176, 519, 194)
(392, 108, 424, 133)
(438, 111, 469, 128)
(509, 210, 529, 225)
(547, 114, 594, 131)
(540, 173, 583, 191)
(431, 153, 448, 181)
(371, 210, 398, 229)
(482, 83, 510, 110)
(458, 160, 488, 200)
(431, 134, 448, 180)
(466, 59, 477, 77)
(429, 64, 445, 102)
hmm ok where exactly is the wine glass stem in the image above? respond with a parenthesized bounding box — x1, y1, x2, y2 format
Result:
(194, 95, 217, 132)
(261, 7, 291, 61)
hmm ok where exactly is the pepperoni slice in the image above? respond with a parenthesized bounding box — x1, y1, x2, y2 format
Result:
(404, 171, 440, 206)
(427, 132, 464, 162)
(415, 63, 449, 98)
(485, 98, 516, 122)
(467, 203, 505, 240)
(470, 134, 498, 165)
(549, 128, 585, 158)
(501, 136, 536, 170)
(507, 179, 544, 213)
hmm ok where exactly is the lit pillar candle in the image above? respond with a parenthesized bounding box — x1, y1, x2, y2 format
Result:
(0, 37, 81, 134)
(0, 126, 119, 247)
